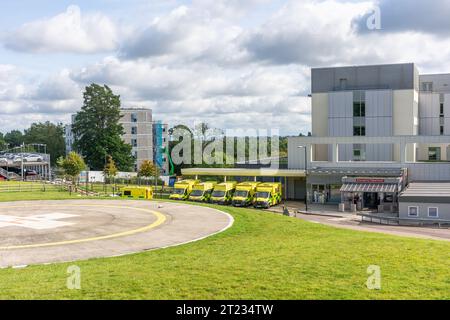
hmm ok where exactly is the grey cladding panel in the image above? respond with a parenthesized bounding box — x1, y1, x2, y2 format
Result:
(329, 92, 353, 118)
(420, 74, 450, 93)
(312, 63, 417, 93)
(366, 90, 393, 118)
(366, 144, 393, 161)
(420, 118, 440, 136)
(445, 94, 450, 116)
(328, 118, 353, 137)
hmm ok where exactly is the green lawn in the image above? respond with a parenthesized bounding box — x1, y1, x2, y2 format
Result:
(0, 192, 449, 299)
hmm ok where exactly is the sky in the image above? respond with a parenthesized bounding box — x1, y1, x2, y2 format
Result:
(1, 0, 450, 136)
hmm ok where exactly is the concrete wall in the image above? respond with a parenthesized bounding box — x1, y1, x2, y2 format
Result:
(399, 202, 450, 221)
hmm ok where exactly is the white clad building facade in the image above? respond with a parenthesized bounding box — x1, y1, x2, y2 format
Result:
(288, 63, 450, 221)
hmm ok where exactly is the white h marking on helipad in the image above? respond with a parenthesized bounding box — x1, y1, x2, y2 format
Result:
(0, 213, 78, 230)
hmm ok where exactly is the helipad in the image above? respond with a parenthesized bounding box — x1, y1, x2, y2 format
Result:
(0, 200, 233, 267)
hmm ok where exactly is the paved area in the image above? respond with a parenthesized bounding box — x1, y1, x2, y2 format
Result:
(268, 202, 450, 241)
(294, 212, 450, 242)
(0, 200, 233, 267)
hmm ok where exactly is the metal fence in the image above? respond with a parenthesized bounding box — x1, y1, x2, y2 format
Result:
(0, 181, 67, 193)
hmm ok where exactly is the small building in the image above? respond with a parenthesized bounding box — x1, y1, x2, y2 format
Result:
(340, 175, 405, 211)
(399, 183, 450, 225)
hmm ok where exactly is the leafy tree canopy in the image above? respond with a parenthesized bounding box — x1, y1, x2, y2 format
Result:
(103, 155, 118, 179)
(72, 84, 134, 171)
(57, 152, 86, 184)
(23, 121, 65, 165)
(138, 160, 160, 179)
(4, 130, 24, 148)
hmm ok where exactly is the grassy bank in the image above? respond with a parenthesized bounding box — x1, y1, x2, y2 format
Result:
(0, 192, 448, 299)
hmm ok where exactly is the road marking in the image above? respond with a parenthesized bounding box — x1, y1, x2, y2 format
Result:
(0, 204, 166, 250)
(0, 213, 78, 230)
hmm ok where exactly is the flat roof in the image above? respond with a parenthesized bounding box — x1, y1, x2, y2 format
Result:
(400, 182, 450, 203)
(181, 168, 306, 178)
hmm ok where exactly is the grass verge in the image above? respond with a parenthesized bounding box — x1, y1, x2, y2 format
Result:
(0, 191, 448, 299)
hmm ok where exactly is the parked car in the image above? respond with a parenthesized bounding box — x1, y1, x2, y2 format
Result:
(12, 156, 22, 164)
(23, 154, 43, 162)
(25, 170, 38, 176)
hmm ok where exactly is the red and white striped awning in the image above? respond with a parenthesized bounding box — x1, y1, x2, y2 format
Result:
(340, 183, 398, 193)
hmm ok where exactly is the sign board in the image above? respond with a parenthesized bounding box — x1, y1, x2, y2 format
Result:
(356, 178, 385, 183)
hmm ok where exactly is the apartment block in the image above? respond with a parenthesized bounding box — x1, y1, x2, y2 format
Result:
(65, 108, 169, 174)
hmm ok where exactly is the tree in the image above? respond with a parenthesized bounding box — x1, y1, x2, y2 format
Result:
(72, 84, 134, 171)
(23, 121, 65, 165)
(57, 152, 86, 186)
(4, 130, 24, 148)
(138, 160, 160, 180)
(0, 133, 6, 150)
(103, 155, 118, 181)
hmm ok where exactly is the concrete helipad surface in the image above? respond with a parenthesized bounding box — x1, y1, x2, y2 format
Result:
(0, 200, 233, 267)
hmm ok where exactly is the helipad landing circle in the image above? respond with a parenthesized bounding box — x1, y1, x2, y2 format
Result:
(0, 200, 233, 267)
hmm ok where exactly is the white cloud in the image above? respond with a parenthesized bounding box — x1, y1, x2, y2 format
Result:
(241, 0, 375, 65)
(119, 5, 246, 65)
(3, 0, 450, 136)
(4, 5, 118, 54)
(0, 66, 81, 117)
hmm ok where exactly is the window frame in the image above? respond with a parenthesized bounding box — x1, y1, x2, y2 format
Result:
(408, 206, 419, 217)
(428, 147, 441, 161)
(353, 126, 366, 137)
(428, 207, 439, 218)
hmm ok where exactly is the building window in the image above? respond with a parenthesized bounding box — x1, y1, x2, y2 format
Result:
(408, 206, 419, 217)
(131, 139, 138, 147)
(428, 207, 439, 218)
(353, 148, 365, 161)
(421, 82, 433, 92)
(353, 126, 366, 136)
(428, 147, 441, 161)
(131, 114, 138, 123)
(440, 103, 444, 115)
(440, 126, 444, 136)
(131, 126, 138, 135)
(353, 101, 366, 117)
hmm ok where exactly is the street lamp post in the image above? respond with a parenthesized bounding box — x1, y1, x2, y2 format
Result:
(298, 146, 308, 212)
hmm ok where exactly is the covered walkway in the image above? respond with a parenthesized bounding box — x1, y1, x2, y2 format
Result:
(181, 168, 306, 200)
